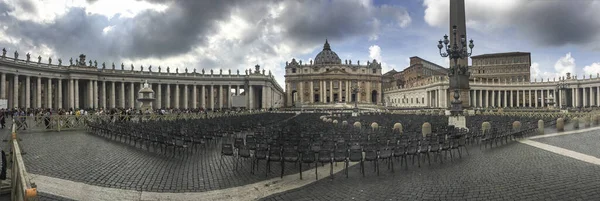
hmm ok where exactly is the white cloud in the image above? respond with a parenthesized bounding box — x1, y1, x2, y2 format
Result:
(530, 62, 540, 79)
(554, 52, 576, 77)
(368, 45, 395, 73)
(583, 62, 600, 77)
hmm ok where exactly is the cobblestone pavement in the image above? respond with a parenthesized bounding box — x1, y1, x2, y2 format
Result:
(533, 130, 600, 159)
(17, 130, 302, 193)
(263, 131, 600, 201)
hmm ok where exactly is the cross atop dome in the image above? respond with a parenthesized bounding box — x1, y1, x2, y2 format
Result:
(323, 39, 331, 51)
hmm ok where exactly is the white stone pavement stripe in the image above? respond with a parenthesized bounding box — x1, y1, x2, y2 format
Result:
(31, 161, 358, 201)
(519, 140, 600, 166)
(529, 126, 600, 140)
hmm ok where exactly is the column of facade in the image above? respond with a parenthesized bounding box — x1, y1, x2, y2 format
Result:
(118, 82, 124, 108)
(309, 81, 314, 103)
(129, 82, 135, 108)
(227, 85, 232, 108)
(582, 87, 587, 107)
(218, 85, 222, 109)
(200, 85, 205, 109)
(329, 80, 334, 103)
(516, 90, 520, 107)
(184, 85, 189, 109)
(236, 85, 240, 95)
(192, 85, 197, 109)
(248, 85, 253, 109)
(109, 81, 115, 108)
(589, 88, 593, 107)
(0, 73, 5, 99)
(476, 90, 481, 107)
(36, 76, 42, 108)
(24, 76, 30, 109)
(174, 84, 180, 109)
(528, 90, 532, 107)
(57, 79, 62, 109)
(47, 78, 53, 108)
(508, 90, 512, 107)
(101, 81, 106, 109)
(12, 75, 18, 108)
(86, 80, 92, 109)
(165, 84, 171, 108)
(156, 83, 162, 109)
(491, 90, 495, 107)
(93, 80, 98, 109)
(209, 85, 214, 109)
(597, 87, 600, 106)
(555, 89, 559, 108)
(540, 89, 545, 107)
(75, 79, 81, 109)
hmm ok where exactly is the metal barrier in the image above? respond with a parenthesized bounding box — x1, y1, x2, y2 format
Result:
(10, 121, 38, 201)
(11, 111, 264, 132)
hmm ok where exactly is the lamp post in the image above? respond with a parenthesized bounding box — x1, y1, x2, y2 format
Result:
(438, 25, 474, 116)
(557, 81, 569, 109)
(352, 81, 359, 113)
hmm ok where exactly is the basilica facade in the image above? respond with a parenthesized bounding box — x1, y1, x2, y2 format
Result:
(284, 40, 383, 107)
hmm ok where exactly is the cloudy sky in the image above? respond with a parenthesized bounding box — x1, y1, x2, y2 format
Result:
(1, 0, 599, 86)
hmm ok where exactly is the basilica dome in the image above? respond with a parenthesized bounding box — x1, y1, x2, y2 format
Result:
(314, 40, 341, 65)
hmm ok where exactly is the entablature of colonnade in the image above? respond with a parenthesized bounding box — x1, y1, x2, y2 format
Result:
(0, 53, 284, 93)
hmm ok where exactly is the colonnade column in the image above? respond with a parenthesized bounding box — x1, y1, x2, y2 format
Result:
(175, 84, 180, 109)
(227, 85, 231, 108)
(236, 85, 240, 95)
(329, 80, 333, 103)
(491, 90, 495, 107)
(109, 81, 114, 108)
(248, 85, 253, 109)
(12, 75, 18, 109)
(309, 81, 313, 103)
(117, 82, 123, 108)
(37, 76, 42, 108)
(541, 90, 545, 107)
(156, 83, 162, 109)
(201, 85, 205, 109)
(517, 90, 520, 107)
(57, 79, 62, 109)
(583, 87, 587, 107)
(48, 78, 53, 108)
(24, 76, 30, 109)
(597, 87, 600, 106)
(0, 73, 5, 99)
(184, 85, 189, 109)
(129, 82, 135, 109)
(209, 85, 214, 109)
(93, 80, 98, 109)
(165, 84, 171, 108)
(100, 81, 105, 109)
(589, 88, 593, 107)
(192, 85, 197, 109)
(218, 85, 223, 109)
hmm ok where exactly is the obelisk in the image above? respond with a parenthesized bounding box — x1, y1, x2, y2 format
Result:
(449, 0, 470, 108)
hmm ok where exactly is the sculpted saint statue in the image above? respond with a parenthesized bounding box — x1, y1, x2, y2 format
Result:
(102, 62, 106, 69)
(245, 69, 248, 75)
(38, 55, 41, 63)
(112, 62, 115, 70)
(185, 68, 188, 73)
(228, 69, 231, 75)
(140, 65, 144, 71)
(149, 65, 152, 72)
(69, 57, 73, 65)
(176, 68, 179, 73)
(14, 51, 18, 59)
(193, 68, 196, 73)
(158, 66, 161, 72)
(58, 58, 62, 66)
(89, 60, 92, 66)
(237, 69, 239, 75)
(121, 63, 124, 70)
(220, 69, 222, 75)
(1, 48, 5, 57)
(48, 57, 52, 64)
(26, 53, 31, 61)
(131, 64, 134, 71)
(202, 69, 205, 74)
(167, 66, 170, 73)
(94, 60, 98, 67)
(210, 69, 213, 75)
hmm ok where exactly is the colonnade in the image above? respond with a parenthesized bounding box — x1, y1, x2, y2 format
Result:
(0, 72, 269, 110)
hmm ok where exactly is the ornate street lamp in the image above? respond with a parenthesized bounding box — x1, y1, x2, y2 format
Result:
(352, 81, 359, 113)
(556, 81, 569, 109)
(438, 25, 474, 116)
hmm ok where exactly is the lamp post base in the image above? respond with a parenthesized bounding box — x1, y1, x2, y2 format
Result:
(448, 115, 468, 130)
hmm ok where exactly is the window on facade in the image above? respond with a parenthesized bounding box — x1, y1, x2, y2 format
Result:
(422, 98, 424, 104)
(372, 69, 376, 73)
(292, 68, 296, 73)
(326, 68, 329, 72)
(304, 69, 308, 73)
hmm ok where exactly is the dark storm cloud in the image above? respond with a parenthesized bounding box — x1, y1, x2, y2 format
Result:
(0, 0, 238, 61)
(516, 1, 600, 47)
